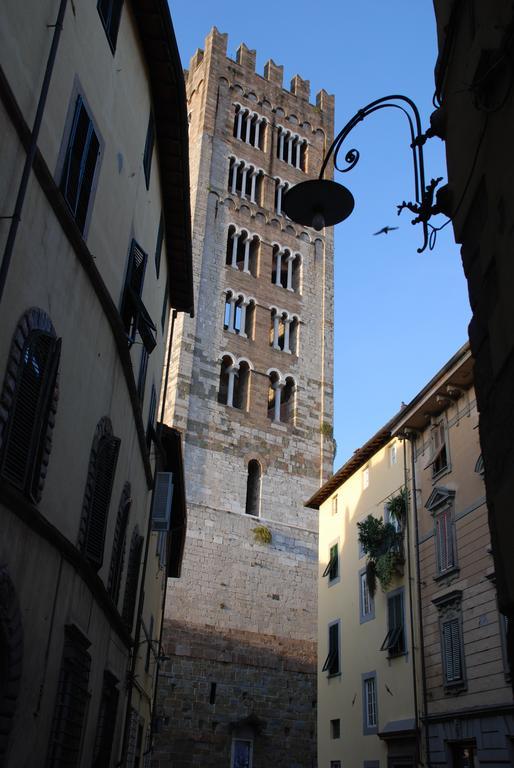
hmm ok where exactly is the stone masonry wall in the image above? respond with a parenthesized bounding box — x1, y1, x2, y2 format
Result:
(157, 27, 335, 767)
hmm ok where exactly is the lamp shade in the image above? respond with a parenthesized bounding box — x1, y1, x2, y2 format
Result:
(282, 179, 355, 231)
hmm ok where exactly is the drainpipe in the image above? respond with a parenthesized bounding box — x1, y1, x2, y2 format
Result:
(0, 0, 68, 305)
(402, 437, 420, 764)
(405, 431, 431, 767)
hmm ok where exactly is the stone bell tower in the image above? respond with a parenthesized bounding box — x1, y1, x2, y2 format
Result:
(155, 28, 335, 768)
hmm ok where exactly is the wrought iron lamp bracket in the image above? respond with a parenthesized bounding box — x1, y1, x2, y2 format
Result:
(320, 95, 442, 253)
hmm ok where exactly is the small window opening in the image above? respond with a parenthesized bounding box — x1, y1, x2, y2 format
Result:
(209, 682, 217, 705)
(245, 459, 261, 517)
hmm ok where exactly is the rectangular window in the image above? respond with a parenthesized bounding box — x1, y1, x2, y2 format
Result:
(323, 543, 339, 583)
(161, 280, 169, 334)
(60, 95, 100, 235)
(143, 112, 155, 189)
(430, 420, 449, 477)
(97, 0, 123, 51)
(359, 570, 374, 623)
(389, 443, 398, 466)
(330, 718, 340, 739)
(231, 739, 252, 768)
(362, 466, 369, 489)
(362, 672, 377, 734)
(384, 502, 402, 534)
(330, 762, 341, 768)
(46, 625, 91, 767)
(92, 671, 119, 767)
(322, 621, 340, 676)
(331, 495, 338, 515)
(435, 507, 455, 574)
(381, 589, 405, 656)
(441, 616, 465, 688)
(145, 615, 154, 672)
(499, 610, 511, 681)
(155, 213, 164, 279)
(120, 240, 157, 353)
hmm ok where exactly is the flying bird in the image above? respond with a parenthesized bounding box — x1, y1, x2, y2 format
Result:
(373, 226, 399, 236)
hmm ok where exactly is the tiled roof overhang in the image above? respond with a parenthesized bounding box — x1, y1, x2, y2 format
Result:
(130, 0, 194, 316)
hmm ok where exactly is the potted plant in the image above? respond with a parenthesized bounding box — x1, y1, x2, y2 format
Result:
(357, 488, 407, 596)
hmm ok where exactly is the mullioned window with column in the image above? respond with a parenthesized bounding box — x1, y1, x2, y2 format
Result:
(276, 126, 307, 170)
(233, 104, 266, 150)
(225, 226, 259, 276)
(267, 370, 296, 424)
(227, 157, 264, 204)
(271, 245, 301, 292)
(269, 308, 300, 355)
(224, 291, 256, 339)
(218, 355, 253, 411)
(274, 177, 291, 215)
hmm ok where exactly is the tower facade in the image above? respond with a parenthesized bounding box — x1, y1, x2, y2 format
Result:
(156, 28, 335, 767)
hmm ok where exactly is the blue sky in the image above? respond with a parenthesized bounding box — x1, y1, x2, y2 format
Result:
(169, 1, 471, 467)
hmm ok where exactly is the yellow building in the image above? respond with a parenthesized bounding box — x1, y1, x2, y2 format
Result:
(0, 1, 192, 765)
(312, 343, 514, 768)
(309, 425, 418, 768)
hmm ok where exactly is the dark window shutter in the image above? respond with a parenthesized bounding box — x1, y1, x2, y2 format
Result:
(322, 623, 340, 675)
(120, 240, 148, 339)
(143, 113, 155, 189)
(387, 592, 405, 655)
(108, 483, 131, 605)
(152, 472, 173, 532)
(137, 348, 149, 403)
(46, 626, 91, 768)
(155, 214, 164, 279)
(84, 435, 121, 570)
(97, 0, 124, 51)
(60, 98, 100, 235)
(443, 617, 462, 683)
(146, 385, 157, 450)
(122, 528, 143, 631)
(92, 671, 119, 768)
(0, 331, 61, 502)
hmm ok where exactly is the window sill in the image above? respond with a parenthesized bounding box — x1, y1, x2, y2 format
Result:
(387, 650, 407, 660)
(432, 464, 451, 483)
(327, 672, 341, 679)
(433, 565, 460, 583)
(443, 681, 467, 695)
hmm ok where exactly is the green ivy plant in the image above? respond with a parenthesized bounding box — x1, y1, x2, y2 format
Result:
(252, 525, 272, 545)
(357, 487, 407, 597)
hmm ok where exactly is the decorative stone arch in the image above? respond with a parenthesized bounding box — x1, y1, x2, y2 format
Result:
(0, 307, 61, 503)
(0, 565, 23, 764)
(78, 416, 121, 571)
(236, 356, 254, 371)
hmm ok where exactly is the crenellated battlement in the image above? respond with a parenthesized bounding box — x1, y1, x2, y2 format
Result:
(187, 27, 333, 113)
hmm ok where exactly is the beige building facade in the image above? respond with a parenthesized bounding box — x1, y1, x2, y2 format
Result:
(155, 28, 335, 768)
(0, 1, 192, 766)
(431, 0, 514, 675)
(313, 344, 513, 768)
(310, 429, 417, 768)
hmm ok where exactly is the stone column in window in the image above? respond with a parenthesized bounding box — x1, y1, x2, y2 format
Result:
(283, 317, 291, 354)
(240, 164, 249, 198)
(287, 133, 293, 165)
(254, 118, 262, 149)
(295, 138, 302, 169)
(227, 296, 237, 333)
(230, 160, 240, 194)
(235, 108, 243, 140)
(239, 300, 248, 338)
(272, 311, 281, 349)
(274, 250, 283, 286)
(242, 236, 251, 273)
(278, 128, 285, 161)
(276, 181, 283, 215)
(244, 110, 251, 143)
(230, 231, 240, 268)
(273, 380, 283, 422)
(227, 366, 237, 407)
(286, 253, 295, 291)
(250, 171, 258, 204)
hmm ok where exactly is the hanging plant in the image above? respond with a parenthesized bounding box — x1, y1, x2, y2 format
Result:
(386, 486, 408, 529)
(357, 506, 405, 597)
(252, 525, 272, 545)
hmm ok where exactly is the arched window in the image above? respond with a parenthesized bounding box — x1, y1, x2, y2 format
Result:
(122, 526, 144, 631)
(226, 229, 259, 276)
(245, 460, 261, 516)
(292, 254, 302, 293)
(281, 377, 296, 424)
(267, 372, 280, 421)
(0, 309, 61, 502)
(78, 417, 121, 571)
(108, 482, 131, 606)
(233, 362, 251, 411)
(290, 317, 299, 355)
(218, 356, 233, 405)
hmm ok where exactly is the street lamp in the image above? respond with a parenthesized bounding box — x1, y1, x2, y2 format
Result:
(282, 95, 442, 253)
